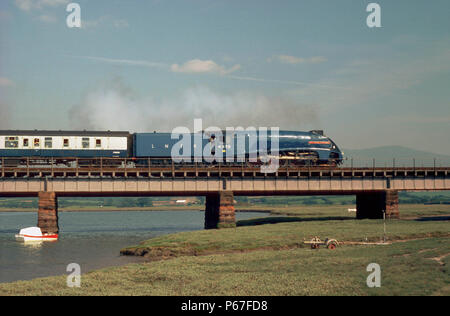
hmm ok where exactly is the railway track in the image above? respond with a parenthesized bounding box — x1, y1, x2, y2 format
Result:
(0, 157, 448, 178)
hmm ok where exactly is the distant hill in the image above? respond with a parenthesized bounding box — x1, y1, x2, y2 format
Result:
(341, 146, 450, 167)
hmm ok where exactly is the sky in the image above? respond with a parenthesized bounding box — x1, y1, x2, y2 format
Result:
(0, 0, 449, 154)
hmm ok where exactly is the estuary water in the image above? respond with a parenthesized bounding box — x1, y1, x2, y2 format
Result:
(0, 210, 266, 283)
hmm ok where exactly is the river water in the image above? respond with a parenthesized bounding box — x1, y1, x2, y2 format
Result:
(0, 210, 266, 283)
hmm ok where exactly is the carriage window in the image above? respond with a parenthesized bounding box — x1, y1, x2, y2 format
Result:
(82, 138, 90, 149)
(23, 139, 29, 147)
(5, 137, 19, 148)
(45, 137, 52, 148)
(34, 138, 40, 147)
(63, 139, 69, 148)
(96, 139, 102, 148)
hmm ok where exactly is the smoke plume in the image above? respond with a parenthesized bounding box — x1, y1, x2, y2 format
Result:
(69, 80, 320, 132)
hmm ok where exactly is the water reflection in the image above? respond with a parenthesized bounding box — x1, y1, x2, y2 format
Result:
(20, 240, 45, 248)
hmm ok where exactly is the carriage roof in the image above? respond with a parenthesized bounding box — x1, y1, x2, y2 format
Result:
(0, 130, 130, 137)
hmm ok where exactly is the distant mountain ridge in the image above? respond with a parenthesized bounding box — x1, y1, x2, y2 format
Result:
(341, 146, 450, 167)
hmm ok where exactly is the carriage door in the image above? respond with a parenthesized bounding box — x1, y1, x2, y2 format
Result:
(33, 137, 41, 156)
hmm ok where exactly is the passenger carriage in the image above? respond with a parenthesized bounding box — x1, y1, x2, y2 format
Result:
(0, 130, 130, 166)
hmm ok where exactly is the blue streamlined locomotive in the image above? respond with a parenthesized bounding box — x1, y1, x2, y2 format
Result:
(0, 129, 343, 165)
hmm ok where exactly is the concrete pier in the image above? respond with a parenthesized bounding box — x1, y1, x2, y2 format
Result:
(356, 190, 399, 219)
(37, 192, 59, 233)
(204, 191, 236, 229)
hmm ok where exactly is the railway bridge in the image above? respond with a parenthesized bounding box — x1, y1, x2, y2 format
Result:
(0, 158, 449, 233)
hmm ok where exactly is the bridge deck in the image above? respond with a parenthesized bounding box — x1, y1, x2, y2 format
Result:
(1, 165, 449, 178)
(0, 168, 448, 197)
(1, 158, 448, 196)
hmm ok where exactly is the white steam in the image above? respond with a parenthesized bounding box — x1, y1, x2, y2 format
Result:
(69, 81, 319, 132)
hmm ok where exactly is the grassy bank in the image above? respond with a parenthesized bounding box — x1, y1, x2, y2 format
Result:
(120, 217, 450, 258)
(252, 203, 450, 218)
(1, 204, 449, 295)
(1, 236, 449, 296)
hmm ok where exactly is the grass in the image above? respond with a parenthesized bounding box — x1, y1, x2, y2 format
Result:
(120, 217, 450, 259)
(238, 203, 450, 218)
(1, 204, 449, 296)
(1, 237, 448, 296)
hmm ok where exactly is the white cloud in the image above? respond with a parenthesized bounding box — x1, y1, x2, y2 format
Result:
(268, 55, 327, 64)
(14, 0, 69, 11)
(0, 77, 14, 87)
(171, 59, 241, 75)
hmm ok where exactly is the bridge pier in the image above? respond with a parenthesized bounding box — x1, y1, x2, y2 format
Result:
(356, 190, 399, 219)
(204, 191, 236, 229)
(37, 192, 59, 234)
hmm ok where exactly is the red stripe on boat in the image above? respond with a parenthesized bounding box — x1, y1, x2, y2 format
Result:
(22, 234, 58, 238)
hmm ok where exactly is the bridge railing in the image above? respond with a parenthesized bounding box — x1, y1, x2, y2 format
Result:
(0, 156, 449, 167)
(341, 157, 448, 169)
(0, 157, 449, 179)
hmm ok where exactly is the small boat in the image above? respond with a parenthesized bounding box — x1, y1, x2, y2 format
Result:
(15, 227, 58, 242)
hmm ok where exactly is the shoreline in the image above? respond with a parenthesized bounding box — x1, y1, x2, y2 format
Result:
(1, 203, 449, 213)
(1, 217, 449, 295)
(0, 207, 274, 213)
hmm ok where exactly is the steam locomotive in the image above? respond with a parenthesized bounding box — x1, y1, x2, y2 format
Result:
(0, 129, 343, 166)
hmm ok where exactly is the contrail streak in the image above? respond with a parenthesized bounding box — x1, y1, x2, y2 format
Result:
(226, 75, 349, 90)
(68, 55, 345, 89)
(68, 55, 168, 69)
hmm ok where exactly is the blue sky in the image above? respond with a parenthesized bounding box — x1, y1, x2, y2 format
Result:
(0, 0, 449, 154)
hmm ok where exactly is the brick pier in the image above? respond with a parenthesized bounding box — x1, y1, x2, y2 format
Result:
(356, 190, 399, 219)
(37, 192, 59, 233)
(204, 191, 236, 229)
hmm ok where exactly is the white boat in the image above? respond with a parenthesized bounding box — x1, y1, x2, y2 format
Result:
(15, 227, 58, 242)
